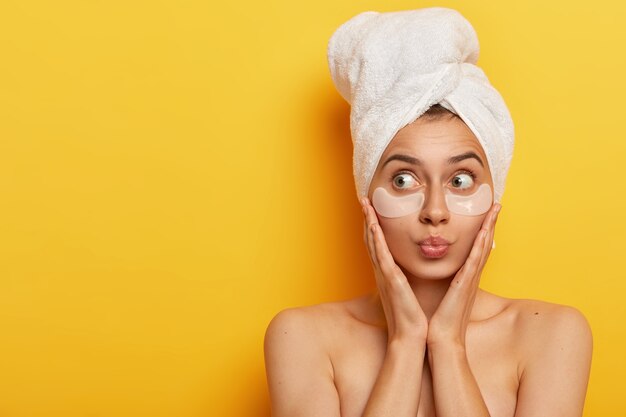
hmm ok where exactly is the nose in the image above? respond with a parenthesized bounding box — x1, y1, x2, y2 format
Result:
(418, 185, 450, 226)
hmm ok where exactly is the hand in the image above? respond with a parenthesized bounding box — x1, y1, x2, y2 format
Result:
(361, 197, 428, 343)
(427, 203, 502, 348)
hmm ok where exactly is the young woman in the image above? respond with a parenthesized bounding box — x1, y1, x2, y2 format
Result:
(264, 8, 592, 417)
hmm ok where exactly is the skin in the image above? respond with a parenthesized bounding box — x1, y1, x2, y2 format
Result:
(264, 116, 593, 417)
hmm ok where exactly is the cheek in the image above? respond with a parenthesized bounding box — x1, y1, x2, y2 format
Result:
(377, 217, 418, 260)
(454, 214, 487, 252)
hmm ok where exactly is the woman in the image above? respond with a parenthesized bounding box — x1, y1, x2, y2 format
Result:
(264, 8, 592, 417)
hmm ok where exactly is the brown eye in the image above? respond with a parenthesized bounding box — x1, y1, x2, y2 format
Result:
(393, 173, 416, 189)
(451, 173, 474, 190)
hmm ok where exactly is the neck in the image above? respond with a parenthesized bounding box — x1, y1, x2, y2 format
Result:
(369, 269, 456, 326)
(405, 274, 454, 321)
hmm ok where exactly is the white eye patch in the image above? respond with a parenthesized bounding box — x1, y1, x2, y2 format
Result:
(372, 183, 493, 218)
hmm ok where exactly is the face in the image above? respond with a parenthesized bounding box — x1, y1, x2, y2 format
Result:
(367, 116, 494, 281)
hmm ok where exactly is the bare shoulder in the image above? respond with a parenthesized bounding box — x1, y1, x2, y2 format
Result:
(503, 298, 593, 377)
(264, 296, 370, 355)
(509, 298, 592, 346)
(495, 298, 594, 415)
(263, 298, 368, 417)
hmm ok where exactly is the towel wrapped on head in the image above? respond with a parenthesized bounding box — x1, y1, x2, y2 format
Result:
(326, 7, 514, 204)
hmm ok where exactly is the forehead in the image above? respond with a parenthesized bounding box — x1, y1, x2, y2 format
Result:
(381, 117, 487, 162)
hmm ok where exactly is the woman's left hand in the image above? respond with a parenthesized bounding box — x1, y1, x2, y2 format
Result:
(427, 202, 502, 349)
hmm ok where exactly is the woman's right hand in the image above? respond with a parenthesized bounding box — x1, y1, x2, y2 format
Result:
(361, 197, 428, 344)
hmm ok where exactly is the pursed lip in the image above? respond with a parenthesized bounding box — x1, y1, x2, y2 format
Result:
(418, 235, 450, 246)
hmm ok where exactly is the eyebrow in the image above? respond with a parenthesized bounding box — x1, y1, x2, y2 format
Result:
(381, 151, 485, 168)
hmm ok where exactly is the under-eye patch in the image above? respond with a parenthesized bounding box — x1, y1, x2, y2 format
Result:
(372, 183, 492, 218)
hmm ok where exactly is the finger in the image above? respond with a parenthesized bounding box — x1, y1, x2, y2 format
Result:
(364, 197, 379, 230)
(479, 204, 501, 267)
(438, 229, 486, 316)
(370, 223, 403, 287)
(471, 203, 497, 270)
(362, 200, 398, 293)
(371, 223, 416, 304)
(441, 206, 499, 314)
(363, 204, 394, 306)
(464, 205, 500, 290)
(360, 198, 373, 257)
(362, 200, 422, 331)
(483, 205, 499, 256)
(369, 223, 401, 316)
(468, 204, 501, 295)
(473, 207, 498, 281)
(365, 200, 385, 266)
(372, 224, 397, 278)
(362, 200, 380, 269)
(452, 228, 487, 290)
(362, 205, 368, 246)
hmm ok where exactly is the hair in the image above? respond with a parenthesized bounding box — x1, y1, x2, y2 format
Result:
(420, 103, 460, 121)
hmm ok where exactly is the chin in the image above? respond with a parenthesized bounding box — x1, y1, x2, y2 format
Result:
(398, 257, 462, 281)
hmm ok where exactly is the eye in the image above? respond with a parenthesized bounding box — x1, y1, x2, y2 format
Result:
(451, 172, 475, 190)
(392, 172, 417, 190)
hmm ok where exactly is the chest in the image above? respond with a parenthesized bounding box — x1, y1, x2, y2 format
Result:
(331, 324, 520, 417)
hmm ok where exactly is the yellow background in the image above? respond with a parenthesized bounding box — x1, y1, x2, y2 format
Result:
(0, 0, 624, 416)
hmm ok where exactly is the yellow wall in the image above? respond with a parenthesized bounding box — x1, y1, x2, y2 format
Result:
(0, 1, 623, 415)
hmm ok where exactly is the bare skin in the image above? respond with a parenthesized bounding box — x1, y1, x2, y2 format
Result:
(264, 116, 593, 417)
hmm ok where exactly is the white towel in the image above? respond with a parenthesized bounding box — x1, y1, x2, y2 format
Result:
(327, 7, 514, 204)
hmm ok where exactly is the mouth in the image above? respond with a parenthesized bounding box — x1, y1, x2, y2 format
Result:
(417, 235, 451, 259)
(418, 235, 450, 246)
(418, 244, 449, 259)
